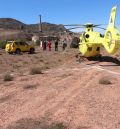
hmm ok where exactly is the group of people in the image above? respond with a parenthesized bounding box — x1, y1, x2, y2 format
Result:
(40, 39, 67, 51)
(41, 40, 52, 51)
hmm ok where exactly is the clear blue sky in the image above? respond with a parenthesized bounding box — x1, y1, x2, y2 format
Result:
(0, 0, 120, 26)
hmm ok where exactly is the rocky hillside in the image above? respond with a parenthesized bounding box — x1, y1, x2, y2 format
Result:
(0, 18, 66, 33)
(0, 18, 66, 41)
(0, 18, 26, 30)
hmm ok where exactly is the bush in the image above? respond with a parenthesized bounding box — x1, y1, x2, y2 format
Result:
(30, 67, 43, 75)
(4, 73, 13, 81)
(35, 40, 40, 46)
(23, 84, 37, 90)
(49, 122, 66, 129)
(99, 77, 112, 85)
(16, 39, 26, 42)
(0, 41, 7, 49)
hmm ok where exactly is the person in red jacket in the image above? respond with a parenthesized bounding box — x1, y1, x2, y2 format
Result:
(47, 40, 52, 51)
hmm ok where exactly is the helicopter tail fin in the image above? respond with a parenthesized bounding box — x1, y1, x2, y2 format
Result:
(103, 6, 120, 54)
(108, 6, 117, 27)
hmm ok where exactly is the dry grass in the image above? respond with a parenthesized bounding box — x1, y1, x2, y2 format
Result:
(41, 65, 50, 70)
(58, 73, 73, 78)
(49, 122, 66, 129)
(23, 84, 37, 90)
(0, 94, 13, 103)
(29, 67, 43, 75)
(22, 61, 28, 65)
(99, 77, 112, 85)
(3, 73, 13, 81)
(6, 118, 66, 129)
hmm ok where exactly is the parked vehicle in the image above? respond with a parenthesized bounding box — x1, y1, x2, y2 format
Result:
(5, 41, 35, 54)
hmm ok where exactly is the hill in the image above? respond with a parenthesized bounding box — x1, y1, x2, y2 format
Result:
(0, 18, 66, 41)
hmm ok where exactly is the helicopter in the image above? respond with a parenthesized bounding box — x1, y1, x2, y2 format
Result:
(64, 6, 120, 58)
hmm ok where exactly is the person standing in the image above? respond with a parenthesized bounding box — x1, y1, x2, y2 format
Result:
(40, 40, 43, 48)
(62, 39, 67, 51)
(47, 40, 52, 51)
(55, 39, 58, 51)
(43, 41, 47, 50)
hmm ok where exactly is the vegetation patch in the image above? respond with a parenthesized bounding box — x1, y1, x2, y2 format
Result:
(29, 67, 43, 75)
(58, 73, 73, 79)
(99, 77, 112, 85)
(12, 64, 21, 69)
(58, 59, 62, 62)
(6, 118, 67, 129)
(35, 40, 40, 46)
(23, 61, 28, 65)
(0, 41, 7, 49)
(0, 94, 13, 103)
(39, 59, 44, 62)
(3, 73, 13, 81)
(49, 122, 67, 129)
(42, 65, 50, 70)
(20, 78, 29, 81)
(23, 84, 37, 90)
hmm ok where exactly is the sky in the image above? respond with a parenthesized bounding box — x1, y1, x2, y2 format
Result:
(0, 0, 120, 29)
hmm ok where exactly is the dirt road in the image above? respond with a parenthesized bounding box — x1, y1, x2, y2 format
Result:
(0, 48, 120, 129)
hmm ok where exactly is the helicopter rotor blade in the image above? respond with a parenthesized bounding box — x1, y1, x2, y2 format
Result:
(64, 24, 104, 28)
(92, 25, 102, 27)
(64, 24, 83, 26)
(95, 27, 106, 30)
(66, 27, 84, 30)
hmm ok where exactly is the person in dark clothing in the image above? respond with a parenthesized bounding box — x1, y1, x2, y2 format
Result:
(62, 39, 67, 51)
(43, 41, 47, 50)
(55, 40, 58, 51)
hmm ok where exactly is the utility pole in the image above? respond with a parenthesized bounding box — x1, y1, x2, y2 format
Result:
(39, 15, 42, 32)
(39, 15, 42, 42)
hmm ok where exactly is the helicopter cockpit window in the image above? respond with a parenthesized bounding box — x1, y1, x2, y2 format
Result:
(85, 34, 89, 38)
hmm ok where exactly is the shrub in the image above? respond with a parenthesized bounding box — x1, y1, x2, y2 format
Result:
(99, 77, 112, 85)
(30, 67, 43, 75)
(16, 39, 26, 42)
(23, 84, 37, 90)
(0, 41, 7, 49)
(4, 73, 13, 81)
(49, 122, 66, 129)
(35, 40, 40, 46)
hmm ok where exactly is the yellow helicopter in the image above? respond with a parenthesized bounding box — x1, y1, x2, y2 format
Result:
(65, 6, 120, 58)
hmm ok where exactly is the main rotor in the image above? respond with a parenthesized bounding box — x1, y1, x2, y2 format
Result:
(64, 23, 106, 31)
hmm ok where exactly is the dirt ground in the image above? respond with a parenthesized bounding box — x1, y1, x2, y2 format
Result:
(0, 46, 120, 129)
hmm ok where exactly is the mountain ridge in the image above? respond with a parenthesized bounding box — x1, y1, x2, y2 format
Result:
(0, 18, 66, 32)
(0, 18, 66, 41)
